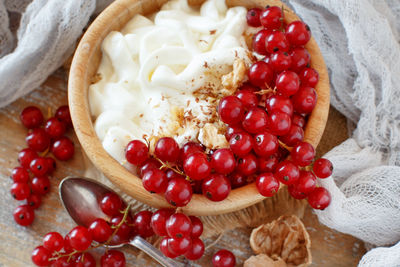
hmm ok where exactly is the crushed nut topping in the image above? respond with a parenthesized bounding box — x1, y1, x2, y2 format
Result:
(198, 123, 229, 149)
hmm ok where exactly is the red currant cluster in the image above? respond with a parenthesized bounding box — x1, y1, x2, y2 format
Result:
(31, 191, 206, 266)
(12, 106, 75, 226)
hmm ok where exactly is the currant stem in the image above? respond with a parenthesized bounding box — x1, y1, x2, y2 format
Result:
(278, 140, 292, 152)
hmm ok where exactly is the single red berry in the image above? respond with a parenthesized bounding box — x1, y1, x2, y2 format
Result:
(235, 89, 259, 109)
(248, 61, 274, 88)
(168, 236, 192, 256)
(26, 128, 50, 152)
(280, 124, 304, 146)
(202, 174, 231, 202)
(212, 249, 236, 267)
(265, 95, 293, 116)
(88, 218, 113, 243)
(75, 252, 96, 267)
(183, 152, 211, 181)
(229, 172, 247, 188)
(43, 232, 64, 252)
(11, 167, 30, 183)
(290, 47, 311, 72)
(270, 51, 292, 72)
(260, 6, 283, 30)
(31, 176, 50, 195)
(30, 157, 49, 176)
(51, 136, 74, 161)
(151, 208, 175, 236)
(160, 237, 179, 258)
(20, 106, 43, 129)
(218, 96, 245, 125)
(11, 182, 31, 200)
(236, 153, 258, 176)
(268, 111, 292, 136)
(229, 133, 253, 156)
(63, 235, 73, 253)
(125, 140, 149, 166)
(45, 157, 56, 174)
(100, 192, 123, 216)
(110, 214, 134, 243)
(211, 148, 236, 175)
(13, 204, 34, 226)
(258, 155, 279, 173)
(252, 29, 271, 55)
(26, 193, 42, 209)
(18, 148, 38, 169)
(313, 158, 333, 178)
(308, 187, 331, 210)
(266, 31, 289, 54)
(165, 169, 184, 180)
(299, 67, 319, 87)
(242, 107, 268, 134)
(189, 216, 203, 238)
(292, 86, 317, 114)
(288, 184, 308, 199)
(291, 141, 315, 166)
(68, 226, 92, 251)
(155, 137, 180, 163)
(276, 71, 300, 97)
(292, 113, 306, 128)
(44, 117, 66, 139)
(31, 246, 51, 266)
(133, 210, 154, 238)
(225, 126, 245, 141)
(297, 171, 317, 194)
(52, 256, 75, 267)
(166, 213, 192, 239)
(164, 178, 193, 207)
(139, 158, 160, 178)
(55, 105, 72, 128)
(184, 238, 205, 260)
(253, 132, 278, 157)
(142, 169, 168, 194)
(180, 142, 204, 162)
(256, 173, 280, 197)
(274, 160, 300, 185)
(100, 250, 126, 267)
(286, 21, 311, 46)
(246, 8, 262, 27)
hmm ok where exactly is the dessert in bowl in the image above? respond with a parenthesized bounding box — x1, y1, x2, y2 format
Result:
(68, 0, 330, 215)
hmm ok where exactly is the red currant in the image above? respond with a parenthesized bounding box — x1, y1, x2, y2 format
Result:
(288, 185, 307, 199)
(280, 124, 304, 146)
(180, 142, 204, 162)
(299, 67, 319, 87)
(52, 256, 74, 267)
(260, 6, 283, 30)
(297, 171, 317, 194)
(308, 187, 331, 210)
(258, 155, 279, 173)
(44, 117, 66, 139)
(31, 176, 50, 195)
(290, 47, 311, 72)
(133, 210, 154, 238)
(235, 88, 259, 109)
(63, 235, 73, 253)
(125, 140, 149, 166)
(256, 173, 280, 197)
(242, 107, 268, 133)
(31, 246, 51, 266)
(211, 148, 236, 174)
(218, 96, 245, 125)
(88, 218, 113, 243)
(68, 226, 92, 251)
(229, 132, 253, 156)
(168, 236, 192, 255)
(183, 152, 211, 181)
(274, 160, 300, 185)
(292, 113, 306, 128)
(151, 208, 174, 236)
(75, 252, 96, 267)
(313, 158, 333, 178)
(110, 214, 134, 243)
(270, 51, 292, 72)
(139, 158, 160, 178)
(51, 136, 74, 161)
(164, 178, 193, 207)
(291, 141, 315, 166)
(266, 31, 289, 53)
(265, 95, 293, 116)
(246, 8, 262, 27)
(276, 70, 300, 97)
(189, 216, 203, 238)
(11, 167, 30, 183)
(292, 86, 317, 114)
(166, 213, 192, 239)
(45, 157, 56, 174)
(252, 29, 271, 55)
(225, 125, 245, 141)
(160, 237, 179, 258)
(20, 106, 43, 129)
(14, 205, 35, 226)
(286, 21, 311, 46)
(55, 105, 72, 128)
(43, 232, 64, 252)
(11, 182, 31, 200)
(30, 157, 49, 176)
(142, 169, 168, 194)
(253, 132, 278, 157)
(26, 193, 42, 209)
(18, 148, 38, 169)
(26, 128, 50, 152)
(155, 137, 180, 163)
(229, 172, 247, 188)
(248, 61, 274, 88)
(202, 174, 231, 201)
(236, 153, 258, 176)
(268, 111, 292, 136)
(184, 238, 205, 260)
(100, 250, 126, 267)
(100, 192, 123, 216)
(212, 249, 236, 267)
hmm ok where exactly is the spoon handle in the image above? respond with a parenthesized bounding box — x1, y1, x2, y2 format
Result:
(129, 236, 188, 267)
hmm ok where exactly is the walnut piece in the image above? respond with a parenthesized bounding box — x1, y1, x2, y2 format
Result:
(221, 58, 246, 95)
(249, 215, 311, 267)
(198, 123, 229, 149)
(244, 254, 287, 267)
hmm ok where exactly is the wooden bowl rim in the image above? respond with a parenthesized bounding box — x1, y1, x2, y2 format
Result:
(68, 0, 330, 216)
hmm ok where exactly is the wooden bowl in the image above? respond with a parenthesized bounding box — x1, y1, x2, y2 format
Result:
(68, 0, 330, 216)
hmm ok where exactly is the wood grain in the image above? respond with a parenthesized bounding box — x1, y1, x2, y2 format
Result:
(68, 0, 330, 215)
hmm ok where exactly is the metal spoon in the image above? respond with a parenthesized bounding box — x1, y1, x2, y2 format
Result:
(59, 176, 189, 267)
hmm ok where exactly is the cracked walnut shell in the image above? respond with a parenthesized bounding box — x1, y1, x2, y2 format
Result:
(249, 215, 311, 267)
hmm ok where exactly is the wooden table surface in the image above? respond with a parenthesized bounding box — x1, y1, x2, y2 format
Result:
(0, 69, 366, 266)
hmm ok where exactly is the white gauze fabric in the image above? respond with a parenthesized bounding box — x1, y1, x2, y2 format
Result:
(284, 0, 400, 266)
